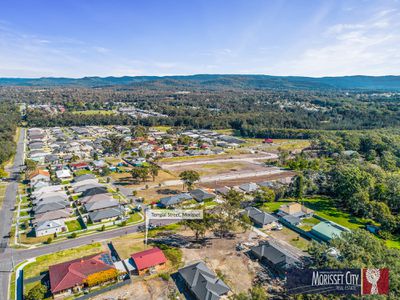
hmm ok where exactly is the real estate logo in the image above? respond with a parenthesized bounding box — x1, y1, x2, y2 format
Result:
(362, 268, 389, 295)
(287, 268, 389, 295)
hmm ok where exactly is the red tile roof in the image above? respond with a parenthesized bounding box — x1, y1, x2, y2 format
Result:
(70, 162, 88, 168)
(29, 169, 50, 180)
(130, 247, 167, 271)
(49, 252, 115, 294)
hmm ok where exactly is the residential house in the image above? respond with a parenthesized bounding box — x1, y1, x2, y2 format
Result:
(310, 221, 350, 242)
(74, 183, 105, 194)
(88, 207, 123, 223)
(70, 162, 89, 171)
(79, 193, 114, 204)
(33, 195, 69, 206)
(29, 169, 50, 186)
(84, 199, 119, 212)
(71, 178, 99, 189)
(34, 201, 69, 215)
(190, 189, 216, 202)
(281, 215, 301, 226)
(244, 207, 278, 228)
(178, 261, 230, 300)
(49, 252, 116, 296)
(74, 173, 96, 182)
(32, 208, 72, 225)
(31, 180, 50, 191)
(32, 190, 68, 201)
(32, 185, 64, 196)
(92, 160, 106, 169)
(250, 241, 302, 277)
(56, 169, 73, 180)
(81, 186, 108, 197)
(130, 247, 167, 275)
(277, 202, 314, 219)
(238, 182, 259, 193)
(35, 219, 66, 237)
(159, 193, 193, 208)
(214, 186, 231, 196)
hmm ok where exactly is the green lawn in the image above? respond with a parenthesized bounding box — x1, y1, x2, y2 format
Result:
(74, 169, 93, 176)
(19, 210, 29, 217)
(302, 196, 374, 230)
(151, 126, 172, 132)
(386, 238, 400, 249)
(71, 110, 116, 115)
(126, 212, 143, 224)
(258, 200, 293, 213)
(298, 216, 321, 231)
(21, 195, 29, 204)
(23, 243, 104, 279)
(0, 183, 7, 208)
(259, 197, 373, 231)
(65, 219, 84, 231)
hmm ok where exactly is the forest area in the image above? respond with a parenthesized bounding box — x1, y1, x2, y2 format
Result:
(4, 86, 399, 134)
(0, 102, 19, 176)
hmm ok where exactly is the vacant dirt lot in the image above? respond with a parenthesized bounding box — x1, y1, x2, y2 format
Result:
(200, 170, 296, 189)
(167, 161, 267, 177)
(96, 277, 176, 300)
(136, 185, 184, 202)
(180, 231, 259, 294)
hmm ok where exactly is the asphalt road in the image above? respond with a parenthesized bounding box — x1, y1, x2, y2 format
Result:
(0, 215, 171, 300)
(0, 128, 25, 299)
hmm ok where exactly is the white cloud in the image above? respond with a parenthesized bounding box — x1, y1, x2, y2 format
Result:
(271, 8, 400, 76)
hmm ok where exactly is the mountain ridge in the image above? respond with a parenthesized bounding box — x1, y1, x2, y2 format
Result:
(1, 74, 400, 90)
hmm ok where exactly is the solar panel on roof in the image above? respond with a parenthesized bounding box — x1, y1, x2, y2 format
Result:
(100, 253, 114, 265)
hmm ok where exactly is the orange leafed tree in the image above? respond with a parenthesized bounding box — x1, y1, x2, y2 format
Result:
(83, 269, 118, 287)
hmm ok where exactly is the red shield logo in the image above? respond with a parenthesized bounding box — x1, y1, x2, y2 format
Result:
(362, 268, 389, 295)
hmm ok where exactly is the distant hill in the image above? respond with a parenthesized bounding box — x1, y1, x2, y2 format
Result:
(1, 74, 400, 90)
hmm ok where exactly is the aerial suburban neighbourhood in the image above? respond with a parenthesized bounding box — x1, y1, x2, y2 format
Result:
(0, 1, 399, 299)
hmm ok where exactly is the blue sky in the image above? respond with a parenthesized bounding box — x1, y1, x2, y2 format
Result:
(0, 0, 399, 77)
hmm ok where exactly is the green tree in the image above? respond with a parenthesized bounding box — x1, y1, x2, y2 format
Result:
(108, 134, 126, 156)
(131, 167, 149, 182)
(131, 125, 148, 138)
(149, 164, 161, 181)
(308, 230, 400, 297)
(213, 190, 246, 237)
(254, 187, 275, 203)
(179, 170, 200, 191)
(184, 212, 213, 241)
(25, 159, 38, 173)
(294, 174, 304, 200)
(25, 283, 47, 300)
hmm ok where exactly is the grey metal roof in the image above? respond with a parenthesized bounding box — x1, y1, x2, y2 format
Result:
(251, 242, 301, 269)
(245, 207, 277, 225)
(88, 207, 123, 222)
(74, 183, 104, 193)
(81, 186, 108, 197)
(178, 261, 230, 300)
(282, 214, 301, 225)
(214, 186, 230, 196)
(239, 182, 259, 193)
(33, 196, 69, 206)
(159, 193, 193, 207)
(33, 208, 72, 224)
(34, 201, 69, 215)
(35, 220, 64, 231)
(190, 189, 216, 202)
(84, 199, 119, 212)
(80, 193, 114, 204)
(74, 174, 96, 182)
